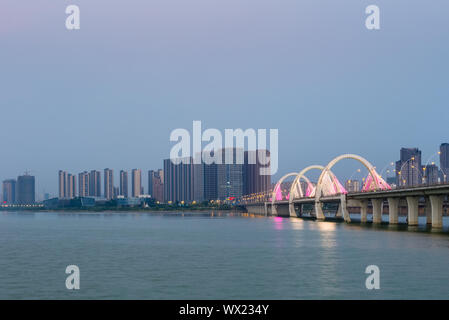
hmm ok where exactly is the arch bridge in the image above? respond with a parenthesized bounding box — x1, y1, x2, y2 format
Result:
(244, 154, 449, 229)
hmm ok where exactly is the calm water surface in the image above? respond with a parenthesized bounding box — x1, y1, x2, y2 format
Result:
(1, 211, 449, 299)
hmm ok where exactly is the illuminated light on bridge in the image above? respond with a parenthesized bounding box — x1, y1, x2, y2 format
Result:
(274, 184, 283, 201)
(320, 171, 347, 196)
(362, 173, 392, 192)
(305, 183, 315, 197)
(268, 154, 394, 217)
(245, 154, 447, 230)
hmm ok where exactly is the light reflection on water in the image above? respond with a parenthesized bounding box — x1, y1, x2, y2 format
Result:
(0, 211, 449, 299)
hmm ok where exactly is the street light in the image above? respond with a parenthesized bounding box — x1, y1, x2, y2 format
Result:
(379, 162, 395, 178)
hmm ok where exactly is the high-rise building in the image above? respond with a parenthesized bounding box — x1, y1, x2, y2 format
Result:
(113, 187, 119, 199)
(193, 161, 204, 202)
(148, 169, 164, 202)
(59, 171, 76, 199)
(89, 170, 101, 197)
(119, 170, 128, 198)
(131, 169, 141, 198)
(163, 148, 272, 203)
(58, 170, 67, 199)
(2, 179, 16, 204)
(243, 150, 271, 196)
(153, 177, 164, 203)
(345, 179, 361, 192)
(424, 164, 440, 185)
(203, 161, 218, 201)
(386, 176, 396, 187)
(104, 168, 114, 200)
(395, 148, 422, 186)
(78, 171, 90, 197)
(164, 158, 195, 203)
(217, 148, 244, 200)
(16, 174, 35, 204)
(67, 173, 76, 198)
(440, 143, 449, 182)
(148, 170, 155, 197)
(158, 169, 164, 186)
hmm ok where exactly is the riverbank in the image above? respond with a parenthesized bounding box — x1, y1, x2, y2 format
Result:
(0, 205, 247, 213)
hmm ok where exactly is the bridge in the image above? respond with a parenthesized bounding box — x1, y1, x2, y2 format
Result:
(242, 154, 449, 229)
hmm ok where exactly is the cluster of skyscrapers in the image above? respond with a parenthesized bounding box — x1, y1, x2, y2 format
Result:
(5, 144, 446, 205)
(55, 148, 271, 204)
(58, 168, 161, 201)
(2, 174, 35, 205)
(163, 149, 271, 203)
(341, 143, 449, 192)
(394, 143, 449, 187)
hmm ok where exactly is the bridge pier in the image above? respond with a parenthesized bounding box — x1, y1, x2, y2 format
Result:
(387, 198, 399, 224)
(359, 200, 368, 223)
(271, 204, 277, 216)
(339, 194, 350, 222)
(336, 205, 342, 218)
(289, 203, 294, 217)
(264, 202, 268, 217)
(429, 195, 444, 228)
(372, 199, 383, 224)
(315, 201, 325, 220)
(289, 203, 297, 217)
(406, 196, 419, 226)
(425, 198, 432, 225)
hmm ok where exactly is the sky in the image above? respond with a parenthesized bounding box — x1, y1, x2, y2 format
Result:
(1, 0, 449, 197)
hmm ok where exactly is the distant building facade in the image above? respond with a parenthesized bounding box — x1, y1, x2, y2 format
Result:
(424, 164, 439, 185)
(89, 170, 101, 197)
(68, 173, 76, 198)
(243, 150, 271, 196)
(163, 148, 271, 203)
(58, 170, 76, 199)
(395, 148, 422, 186)
(163, 158, 195, 203)
(345, 179, 360, 192)
(440, 143, 449, 182)
(16, 174, 35, 204)
(217, 148, 244, 200)
(131, 169, 141, 198)
(104, 168, 114, 200)
(78, 171, 90, 197)
(203, 161, 217, 201)
(2, 179, 16, 204)
(120, 170, 128, 198)
(148, 169, 164, 202)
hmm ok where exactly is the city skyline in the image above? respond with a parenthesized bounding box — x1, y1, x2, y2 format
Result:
(2, 0, 449, 303)
(2, 1, 449, 198)
(4, 143, 449, 202)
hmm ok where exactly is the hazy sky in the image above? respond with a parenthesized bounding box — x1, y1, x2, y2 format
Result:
(1, 0, 449, 197)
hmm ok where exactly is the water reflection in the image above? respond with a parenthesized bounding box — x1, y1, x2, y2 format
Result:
(273, 217, 284, 230)
(289, 218, 305, 230)
(2, 211, 449, 299)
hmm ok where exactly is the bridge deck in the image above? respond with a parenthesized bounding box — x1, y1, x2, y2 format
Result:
(244, 184, 449, 206)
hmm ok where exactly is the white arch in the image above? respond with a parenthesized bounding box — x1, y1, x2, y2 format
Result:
(314, 154, 381, 220)
(289, 165, 324, 199)
(271, 172, 298, 215)
(287, 165, 342, 217)
(288, 165, 324, 216)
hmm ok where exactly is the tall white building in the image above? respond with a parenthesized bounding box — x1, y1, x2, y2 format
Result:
(132, 169, 141, 198)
